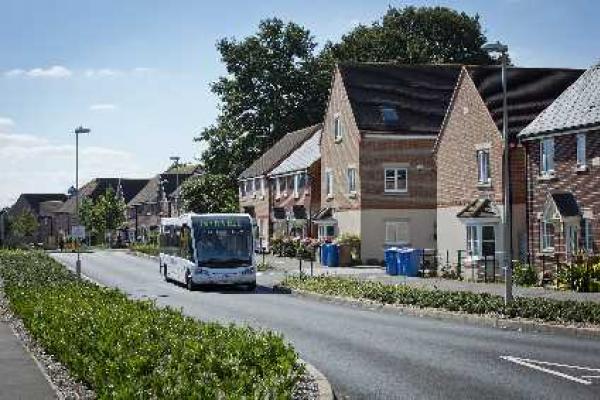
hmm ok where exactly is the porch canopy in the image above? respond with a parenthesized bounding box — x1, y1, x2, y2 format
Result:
(457, 198, 500, 219)
(548, 192, 581, 220)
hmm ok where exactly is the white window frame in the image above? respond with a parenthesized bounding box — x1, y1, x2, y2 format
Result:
(576, 133, 587, 168)
(477, 149, 491, 184)
(326, 170, 334, 198)
(260, 177, 265, 197)
(540, 137, 555, 176)
(385, 221, 410, 245)
(275, 177, 281, 199)
(318, 224, 336, 240)
(466, 224, 496, 259)
(334, 115, 343, 142)
(293, 174, 300, 198)
(347, 167, 357, 194)
(384, 168, 408, 193)
(583, 218, 594, 253)
(541, 218, 555, 252)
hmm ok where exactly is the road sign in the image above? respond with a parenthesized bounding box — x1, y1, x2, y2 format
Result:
(72, 225, 86, 239)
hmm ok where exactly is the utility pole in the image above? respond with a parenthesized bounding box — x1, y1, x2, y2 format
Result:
(482, 41, 513, 304)
(74, 126, 90, 277)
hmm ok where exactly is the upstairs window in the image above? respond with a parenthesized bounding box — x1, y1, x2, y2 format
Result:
(240, 182, 246, 198)
(477, 150, 491, 184)
(244, 180, 252, 196)
(384, 168, 407, 193)
(260, 177, 265, 196)
(275, 177, 281, 198)
(583, 218, 594, 253)
(577, 133, 587, 168)
(381, 106, 399, 125)
(347, 168, 357, 193)
(326, 170, 334, 198)
(293, 174, 300, 198)
(334, 115, 343, 141)
(540, 138, 555, 175)
(297, 172, 306, 189)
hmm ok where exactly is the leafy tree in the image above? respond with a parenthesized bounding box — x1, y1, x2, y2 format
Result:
(10, 210, 38, 239)
(78, 188, 126, 244)
(325, 6, 493, 64)
(195, 18, 330, 179)
(180, 174, 238, 214)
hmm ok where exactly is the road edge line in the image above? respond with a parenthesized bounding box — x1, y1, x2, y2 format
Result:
(273, 285, 600, 340)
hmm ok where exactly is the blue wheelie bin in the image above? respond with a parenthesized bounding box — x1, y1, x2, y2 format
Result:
(327, 244, 339, 268)
(407, 248, 424, 277)
(384, 247, 399, 275)
(319, 244, 329, 266)
(396, 248, 411, 276)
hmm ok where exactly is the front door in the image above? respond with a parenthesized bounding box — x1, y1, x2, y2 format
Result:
(481, 226, 496, 257)
(566, 224, 578, 256)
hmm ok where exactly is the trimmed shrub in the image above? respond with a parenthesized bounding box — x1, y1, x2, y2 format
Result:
(0, 250, 302, 399)
(282, 275, 600, 325)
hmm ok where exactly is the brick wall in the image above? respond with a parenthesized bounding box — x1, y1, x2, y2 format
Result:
(436, 71, 504, 208)
(360, 137, 437, 209)
(525, 131, 600, 262)
(320, 68, 361, 211)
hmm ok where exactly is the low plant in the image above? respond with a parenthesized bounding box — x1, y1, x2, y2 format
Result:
(556, 259, 600, 293)
(130, 242, 159, 256)
(0, 250, 302, 398)
(513, 262, 538, 287)
(282, 275, 600, 325)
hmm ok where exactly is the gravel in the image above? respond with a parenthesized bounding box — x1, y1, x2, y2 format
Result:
(294, 366, 320, 400)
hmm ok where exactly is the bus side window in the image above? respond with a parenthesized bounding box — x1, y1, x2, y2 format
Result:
(187, 227, 195, 263)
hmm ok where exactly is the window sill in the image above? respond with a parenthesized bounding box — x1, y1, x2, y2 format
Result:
(477, 182, 492, 189)
(334, 137, 343, 144)
(537, 174, 557, 182)
(575, 165, 588, 173)
(275, 196, 281, 201)
(326, 195, 334, 201)
(348, 191, 357, 199)
(384, 191, 408, 195)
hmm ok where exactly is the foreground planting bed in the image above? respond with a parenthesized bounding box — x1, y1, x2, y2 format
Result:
(282, 276, 600, 326)
(0, 250, 302, 399)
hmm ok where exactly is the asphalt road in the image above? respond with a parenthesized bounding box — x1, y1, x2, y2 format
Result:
(51, 251, 600, 400)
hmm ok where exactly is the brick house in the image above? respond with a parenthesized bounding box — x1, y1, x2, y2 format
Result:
(268, 127, 322, 238)
(519, 64, 600, 268)
(238, 124, 321, 249)
(318, 63, 462, 262)
(434, 66, 583, 276)
(7, 193, 67, 245)
(127, 164, 202, 241)
(56, 178, 148, 238)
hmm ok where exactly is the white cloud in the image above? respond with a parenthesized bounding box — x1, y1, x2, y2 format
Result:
(0, 116, 15, 128)
(132, 67, 155, 74)
(0, 131, 147, 208)
(4, 65, 72, 78)
(89, 103, 118, 111)
(84, 68, 123, 78)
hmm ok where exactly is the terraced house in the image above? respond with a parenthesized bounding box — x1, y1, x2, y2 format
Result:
(238, 124, 321, 249)
(316, 63, 462, 262)
(519, 63, 600, 267)
(434, 66, 582, 276)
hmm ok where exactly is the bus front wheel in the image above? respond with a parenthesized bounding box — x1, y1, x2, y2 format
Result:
(163, 265, 169, 282)
(186, 273, 196, 291)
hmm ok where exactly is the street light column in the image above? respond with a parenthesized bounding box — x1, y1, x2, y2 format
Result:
(74, 126, 90, 277)
(501, 51, 514, 303)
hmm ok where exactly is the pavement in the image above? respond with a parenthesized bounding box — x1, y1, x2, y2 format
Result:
(263, 254, 600, 303)
(0, 322, 55, 399)
(50, 250, 600, 400)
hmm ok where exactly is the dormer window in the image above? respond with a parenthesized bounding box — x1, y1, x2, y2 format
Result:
(381, 106, 399, 125)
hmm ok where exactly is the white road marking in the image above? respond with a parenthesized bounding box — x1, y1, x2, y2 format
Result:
(500, 356, 600, 385)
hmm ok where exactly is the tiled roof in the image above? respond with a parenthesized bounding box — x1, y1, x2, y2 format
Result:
(456, 198, 499, 219)
(14, 194, 67, 214)
(519, 64, 600, 139)
(58, 178, 149, 214)
(129, 173, 193, 206)
(39, 200, 66, 216)
(338, 63, 462, 136)
(467, 66, 584, 140)
(551, 192, 581, 218)
(269, 128, 321, 176)
(239, 124, 322, 179)
(164, 164, 203, 175)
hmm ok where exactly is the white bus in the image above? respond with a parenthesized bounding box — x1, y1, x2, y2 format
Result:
(159, 213, 257, 291)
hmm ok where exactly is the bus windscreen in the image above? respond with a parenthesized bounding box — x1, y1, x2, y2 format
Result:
(192, 217, 252, 266)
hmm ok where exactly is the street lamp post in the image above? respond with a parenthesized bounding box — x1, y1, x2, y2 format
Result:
(482, 41, 513, 304)
(74, 126, 90, 276)
(169, 156, 181, 215)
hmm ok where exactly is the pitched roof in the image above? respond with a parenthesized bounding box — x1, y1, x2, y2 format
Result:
(338, 63, 463, 136)
(39, 200, 66, 216)
(466, 66, 584, 139)
(551, 192, 581, 218)
(519, 64, 600, 139)
(129, 173, 194, 206)
(58, 178, 149, 213)
(239, 124, 322, 179)
(164, 163, 203, 175)
(456, 198, 499, 219)
(269, 128, 321, 176)
(14, 194, 67, 214)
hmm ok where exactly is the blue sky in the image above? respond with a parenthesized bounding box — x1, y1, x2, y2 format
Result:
(1, 0, 598, 207)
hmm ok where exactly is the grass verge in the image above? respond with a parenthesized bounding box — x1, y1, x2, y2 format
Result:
(282, 275, 600, 325)
(0, 250, 302, 399)
(129, 243, 159, 256)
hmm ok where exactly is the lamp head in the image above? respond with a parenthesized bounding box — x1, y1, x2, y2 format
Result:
(482, 41, 508, 53)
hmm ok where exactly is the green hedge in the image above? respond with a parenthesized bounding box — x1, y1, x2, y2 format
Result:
(0, 251, 301, 399)
(282, 275, 600, 325)
(129, 242, 159, 256)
